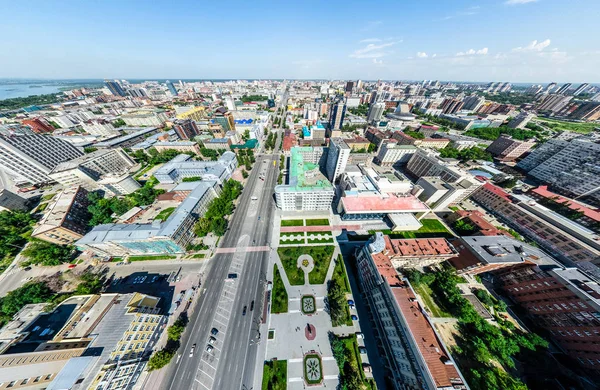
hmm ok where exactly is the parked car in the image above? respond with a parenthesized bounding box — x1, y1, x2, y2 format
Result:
(23, 266, 31, 271)
(358, 346, 368, 354)
(208, 336, 216, 345)
(351, 315, 358, 321)
(206, 345, 213, 352)
(362, 363, 372, 373)
(211, 328, 219, 336)
(355, 332, 364, 339)
(347, 299, 355, 305)
(68, 264, 77, 269)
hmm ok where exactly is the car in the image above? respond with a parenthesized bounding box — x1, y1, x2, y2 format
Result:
(355, 332, 364, 339)
(23, 266, 31, 271)
(362, 363, 372, 373)
(151, 276, 159, 283)
(211, 328, 219, 336)
(351, 315, 358, 321)
(250, 300, 255, 311)
(208, 336, 216, 345)
(347, 299, 355, 305)
(68, 264, 77, 269)
(349, 304, 355, 310)
(206, 344, 214, 352)
(242, 306, 247, 316)
(227, 273, 238, 279)
(258, 216, 261, 221)
(189, 344, 196, 357)
(358, 346, 368, 354)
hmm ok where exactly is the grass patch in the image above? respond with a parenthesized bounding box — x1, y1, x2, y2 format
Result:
(303, 354, 323, 385)
(155, 207, 176, 222)
(110, 257, 123, 263)
(268, 329, 275, 339)
(272, 265, 288, 313)
(370, 218, 452, 239)
(36, 203, 48, 212)
(190, 253, 205, 259)
(279, 238, 304, 245)
(449, 206, 460, 212)
(307, 237, 333, 244)
(281, 219, 303, 227)
(280, 232, 304, 239)
(536, 117, 598, 134)
(277, 248, 305, 285)
(41, 193, 55, 201)
(262, 360, 287, 390)
(305, 218, 329, 226)
(412, 282, 452, 318)
(332, 255, 351, 294)
(128, 255, 177, 261)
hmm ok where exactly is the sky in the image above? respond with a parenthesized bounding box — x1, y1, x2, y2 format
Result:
(1, 0, 599, 83)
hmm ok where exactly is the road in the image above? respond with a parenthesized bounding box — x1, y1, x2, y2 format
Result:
(162, 124, 283, 390)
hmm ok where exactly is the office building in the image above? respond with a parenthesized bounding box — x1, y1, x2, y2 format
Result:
(274, 147, 334, 211)
(104, 80, 126, 97)
(0, 189, 28, 212)
(21, 117, 55, 134)
(328, 100, 346, 130)
(367, 102, 386, 123)
(376, 142, 417, 166)
(345, 81, 354, 94)
(211, 107, 235, 131)
(203, 138, 232, 150)
(416, 176, 482, 211)
(391, 132, 450, 150)
(31, 186, 90, 245)
(406, 149, 469, 184)
(166, 80, 178, 96)
(173, 119, 200, 140)
(375, 234, 458, 268)
(486, 135, 535, 161)
(525, 137, 600, 203)
(154, 152, 237, 184)
(325, 138, 350, 183)
(49, 149, 139, 194)
(0, 134, 83, 185)
(77, 180, 219, 256)
(0, 293, 164, 389)
(494, 265, 600, 372)
(507, 112, 535, 129)
(153, 141, 200, 155)
(471, 183, 600, 267)
(355, 233, 467, 389)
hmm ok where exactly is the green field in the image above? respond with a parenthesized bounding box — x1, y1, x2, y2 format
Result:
(272, 265, 289, 313)
(279, 238, 304, 245)
(307, 238, 333, 244)
(277, 245, 335, 285)
(305, 218, 329, 226)
(412, 282, 452, 318)
(332, 255, 351, 294)
(128, 255, 177, 261)
(262, 360, 287, 390)
(536, 117, 599, 134)
(280, 219, 303, 227)
(155, 207, 176, 222)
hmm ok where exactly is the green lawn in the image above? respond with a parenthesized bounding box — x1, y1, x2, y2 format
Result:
(412, 282, 452, 318)
(307, 246, 335, 285)
(272, 265, 288, 313)
(41, 193, 55, 201)
(332, 255, 351, 294)
(307, 238, 333, 244)
(280, 232, 304, 239)
(277, 247, 305, 285)
(128, 255, 177, 261)
(280, 219, 303, 227)
(277, 246, 335, 285)
(262, 360, 287, 390)
(305, 218, 329, 226)
(155, 207, 176, 222)
(370, 218, 452, 239)
(190, 253, 205, 259)
(279, 238, 304, 245)
(536, 117, 598, 134)
(110, 257, 123, 262)
(449, 206, 460, 212)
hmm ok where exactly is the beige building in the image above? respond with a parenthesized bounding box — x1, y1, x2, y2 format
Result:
(31, 186, 90, 245)
(175, 106, 206, 122)
(0, 293, 164, 390)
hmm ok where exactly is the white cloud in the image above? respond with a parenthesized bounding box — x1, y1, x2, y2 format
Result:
(432, 54, 437, 58)
(512, 39, 551, 52)
(417, 52, 428, 58)
(372, 58, 383, 64)
(359, 38, 381, 43)
(350, 41, 398, 59)
(456, 47, 488, 56)
(505, 0, 538, 5)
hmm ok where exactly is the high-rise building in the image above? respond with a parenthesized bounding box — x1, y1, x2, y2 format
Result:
(0, 189, 28, 212)
(367, 102, 386, 123)
(439, 98, 464, 114)
(406, 149, 469, 183)
(328, 100, 346, 130)
(325, 138, 350, 183)
(569, 102, 600, 121)
(573, 83, 590, 96)
(0, 134, 83, 185)
(486, 135, 535, 161)
(537, 94, 573, 113)
(556, 83, 573, 95)
(345, 81, 354, 94)
(166, 80, 178, 96)
(461, 95, 484, 111)
(546, 82, 557, 93)
(507, 111, 535, 129)
(104, 80, 126, 97)
(375, 142, 417, 166)
(173, 119, 200, 140)
(525, 84, 544, 95)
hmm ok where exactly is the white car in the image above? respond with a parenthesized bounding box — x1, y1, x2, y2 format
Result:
(189, 344, 196, 357)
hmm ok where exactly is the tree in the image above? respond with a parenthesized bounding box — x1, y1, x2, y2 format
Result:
(167, 317, 186, 341)
(241, 170, 249, 179)
(21, 240, 75, 266)
(0, 211, 35, 258)
(147, 349, 175, 371)
(112, 118, 126, 128)
(0, 281, 54, 325)
(367, 143, 376, 153)
(454, 219, 476, 234)
(75, 272, 104, 295)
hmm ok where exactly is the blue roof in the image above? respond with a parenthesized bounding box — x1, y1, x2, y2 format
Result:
(302, 126, 311, 137)
(315, 120, 325, 129)
(234, 119, 253, 124)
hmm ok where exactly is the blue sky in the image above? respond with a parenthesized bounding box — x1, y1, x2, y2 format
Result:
(1, 0, 598, 82)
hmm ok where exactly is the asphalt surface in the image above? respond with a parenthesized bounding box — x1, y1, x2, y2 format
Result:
(162, 123, 283, 390)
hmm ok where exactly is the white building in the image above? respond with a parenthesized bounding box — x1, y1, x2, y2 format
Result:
(154, 152, 237, 184)
(376, 142, 417, 166)
(81, 119, 118, 137)
(325, 138, 350, 183)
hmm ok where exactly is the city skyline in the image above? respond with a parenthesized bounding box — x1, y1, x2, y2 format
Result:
(1, 0, 599, 83)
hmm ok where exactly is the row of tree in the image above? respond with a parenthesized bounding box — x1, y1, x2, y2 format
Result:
(0, 211, 35, 261)
(237, 149, 255, 170)
(439, 145, 492, 161)
(194, 179, 243, 237)
(464, 125, 540, 141)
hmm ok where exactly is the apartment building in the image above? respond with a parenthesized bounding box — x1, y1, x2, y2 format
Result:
(355, 233, 467, 389)
(524, 137, 600, 203)
(81, 119, 118, 138)
(175, 106, 206, 122)
(172, 119, 200, 140)
(495, 265, 600, 372)
(378, 234, 457, 268)
(471, 183, 600, 267)
(517, 138, 570, 172)
(21, 117, 55, 134)
(0, 134, 84, 185)
(77, 180, 219, 256)
(31, 186, 90, 245)
(507, 112, 535, 129)
(406, 149, 469, 183)
(376, 141, 417, 166)
(0, 293, 164, 390)
(325, 138, 350, 183)
(486, 135, 535, 161)
(391, 132, 450, 150)
(274, 147, 334, 212)
(153, 152, 237, 184)
(0, 189, 28, 212)
(49, 148, 139, 195)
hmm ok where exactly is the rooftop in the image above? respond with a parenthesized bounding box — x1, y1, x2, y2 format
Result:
(276, 147, 333, 193)
(340, 194, 428, 213)
(460, 235, 559, 265)
(531, 185, 600, 223)
(95, 127, 158, 148)
(383, 235, 457, 258)
(32, 186, 87, 236)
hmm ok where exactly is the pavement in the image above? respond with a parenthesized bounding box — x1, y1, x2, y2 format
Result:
(158, 123, 284, 390)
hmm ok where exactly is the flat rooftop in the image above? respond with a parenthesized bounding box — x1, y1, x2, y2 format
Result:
(384, 235, 457, 257)
(460, 235, 558, 265)
(341, 194, 428, 213)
